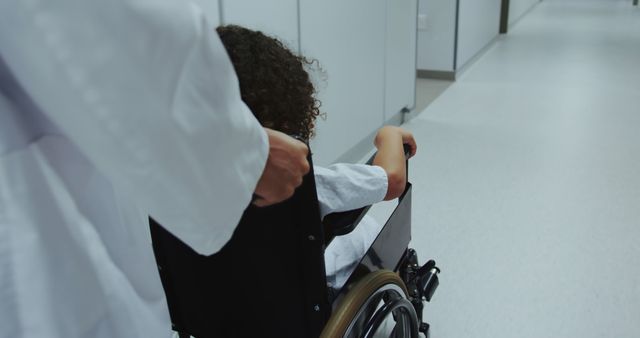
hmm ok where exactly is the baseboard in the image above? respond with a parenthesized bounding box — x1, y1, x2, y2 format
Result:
(417, 70, 456, 81)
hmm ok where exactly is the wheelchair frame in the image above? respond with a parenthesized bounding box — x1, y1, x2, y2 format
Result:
(150, 151, 439, 338)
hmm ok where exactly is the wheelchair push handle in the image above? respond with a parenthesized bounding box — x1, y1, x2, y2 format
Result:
(403, 143, 413, 159)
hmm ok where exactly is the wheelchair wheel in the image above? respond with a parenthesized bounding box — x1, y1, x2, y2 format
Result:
(321, 270, 419, 338)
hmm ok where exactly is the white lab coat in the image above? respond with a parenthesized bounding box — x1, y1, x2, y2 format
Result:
(0, 1, 267, 337)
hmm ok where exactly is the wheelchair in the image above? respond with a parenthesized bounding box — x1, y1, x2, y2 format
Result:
(149, 149, 440, 338)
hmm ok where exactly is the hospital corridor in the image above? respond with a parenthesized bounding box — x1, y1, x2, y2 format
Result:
(1, 0, 639, 337)
(402, 0, 640, 337)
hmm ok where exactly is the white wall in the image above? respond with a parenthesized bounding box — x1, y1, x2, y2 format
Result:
(221, 0, 299, 52)
(191, 0, 220, 27)
(416, 0, 457, 72)
(385, 0, 418, 120)
(417, 0, 540, 73)
(195, 0, 418, 165)
(509, 0, 540, 26)
(456, 0, 501, 69)
(300, 0, 387, 165)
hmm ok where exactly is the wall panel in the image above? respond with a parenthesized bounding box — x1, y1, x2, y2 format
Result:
(456, 0, 501, 69)
(300, 0, 387, 165)
(509, 0, 540, 26)
(191, 0, 221, 27)
(416, 0, 457, 72)
(385, 0, 418, 120)
(221, 0, 299, 51)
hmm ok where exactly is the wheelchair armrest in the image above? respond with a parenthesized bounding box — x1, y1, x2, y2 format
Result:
(323, 205, 372, 237)
(323, 144, 412, 240)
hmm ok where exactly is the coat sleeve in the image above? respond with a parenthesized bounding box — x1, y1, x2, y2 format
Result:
(0, 0, 268, 255)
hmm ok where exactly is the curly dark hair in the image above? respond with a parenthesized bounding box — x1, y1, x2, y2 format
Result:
(217, 25, 322, 141)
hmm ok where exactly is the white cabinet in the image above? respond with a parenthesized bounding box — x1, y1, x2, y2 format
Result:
(385, 0, 418, 121)
(456, 0, 501, 69)
(300, 0, 387, 165)
(417, 0, 538, 75)
(191, 0, 221, 27)
(416, 0, 457, 72)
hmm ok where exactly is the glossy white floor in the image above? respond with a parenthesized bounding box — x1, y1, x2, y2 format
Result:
(402, 1, 640, 337)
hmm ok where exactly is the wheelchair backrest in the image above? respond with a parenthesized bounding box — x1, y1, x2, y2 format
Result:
(150, 159, 330, 337)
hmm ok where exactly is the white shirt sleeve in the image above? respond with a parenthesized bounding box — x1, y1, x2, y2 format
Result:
(315, 163, 388, 289)
(0, 0, 267, 255)
(314, 163, 388, 219)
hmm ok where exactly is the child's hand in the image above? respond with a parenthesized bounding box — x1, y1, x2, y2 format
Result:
(375, 126, 417, 158)
(373, 126, 416, 200)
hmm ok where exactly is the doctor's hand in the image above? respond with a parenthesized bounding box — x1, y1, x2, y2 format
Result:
(253, 128, 310, 207)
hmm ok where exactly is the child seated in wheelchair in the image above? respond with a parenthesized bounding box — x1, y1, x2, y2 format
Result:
(217, 25, 417, 290)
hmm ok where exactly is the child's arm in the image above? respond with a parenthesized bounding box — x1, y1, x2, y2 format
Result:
(372, 126, 417, 200)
